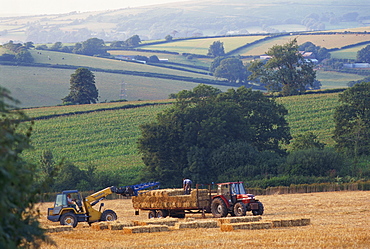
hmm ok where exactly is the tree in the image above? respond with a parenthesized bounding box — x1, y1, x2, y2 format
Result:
(0, 86, 48, 247)
(357, 45, 370, 63)
(248, 39, 316, 96)
(213, 57, 248, 83)
(138, 85, 291, 186)
(207, 41, 225, 57)
(62, 68, 99, 105)
(333, 82, 370, 156)
(73, 38, 106, 56)
(165, 35, 173, 41)
(126, 35, 141, 47)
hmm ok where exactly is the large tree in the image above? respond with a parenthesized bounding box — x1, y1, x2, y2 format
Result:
(62, 68, 99, 105)
(213, 57, 248, 83)
(73, 38, 106, 56)
(138, 85, 291, 186)
(333, 81, 370, 156)
(248, 39, 316, 96)
(357, 44, 370, 63)
(207, 41, 225, 57)
(0, 87, 48, 247)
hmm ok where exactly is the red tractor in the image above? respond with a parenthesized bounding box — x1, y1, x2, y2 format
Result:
(211, 182, 264, 218)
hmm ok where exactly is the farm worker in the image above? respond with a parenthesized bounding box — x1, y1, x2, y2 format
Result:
(183, 178, 192, 195)
(67, 194, 76, 209)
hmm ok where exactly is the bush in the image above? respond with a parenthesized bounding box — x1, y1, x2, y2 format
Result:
(284, 148, 345, 177)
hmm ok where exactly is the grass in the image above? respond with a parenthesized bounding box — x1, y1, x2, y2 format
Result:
(140, 36, 267, 55)
(37, 190, 370, 248)
(316, 70, 364, 89)
(234, 34, 370, 56)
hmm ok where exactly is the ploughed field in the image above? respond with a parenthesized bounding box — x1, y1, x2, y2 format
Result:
(38, 191, 370, 248)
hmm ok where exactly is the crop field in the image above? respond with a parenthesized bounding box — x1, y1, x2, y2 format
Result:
(22, 103, 172, 184)
(139, 36, 267, 55)
(277, 93, 340, 147)
(235, 33, 370, 56)
(29, 50, 214, 79)
(37, 190, 370, 248)
(21, 92, 341, 178)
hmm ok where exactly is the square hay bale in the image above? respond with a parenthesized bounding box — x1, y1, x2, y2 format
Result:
(144, 218, 179, 226)
(91, 222, 109, 230)
(174, 221, 198, 229)
(280, 220, 292, 227)
(123, 225, 169, 234)
(195, 220, 218, 228)
(217, 216, 262, 226)
(291, 219, 302, 226)
(108, 221, 134, 230)
(301, 218, 311, 226)
(220, 224, 235, 232)
(149, 225, 170, 233)
(271, 220, 282, 227)
(46, 225, 73, 233)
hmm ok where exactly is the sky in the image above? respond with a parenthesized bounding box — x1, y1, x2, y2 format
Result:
(0, 0, 187, 16)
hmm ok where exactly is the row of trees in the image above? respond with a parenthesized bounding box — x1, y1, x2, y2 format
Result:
(137, 82, 370, 187)
(0, 41, 34, 63)
(208, 39, 321, 95)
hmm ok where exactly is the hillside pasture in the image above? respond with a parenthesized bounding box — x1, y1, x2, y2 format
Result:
(139, 36, 267, 55)
(330, 44, 369, 59)
(0, 64, 234, 108)
(316, 70, 364, 89)
(235, 33, 370, 56)
(38, 190, 370, 248)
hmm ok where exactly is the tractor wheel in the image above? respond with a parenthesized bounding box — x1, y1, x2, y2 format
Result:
(252, 202, 264, 216)
(148, 210, 157, 219)
(233, 202, 247, 216)
(156, 210, 168, 218)
(101, 210, 117, 221)
(211, 198, 228, 218)
(60, 212, 78, 228)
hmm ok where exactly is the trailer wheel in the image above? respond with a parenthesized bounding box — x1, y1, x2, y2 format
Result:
(148, 210, 157, 219)
(156, 210, 168, 218)
(211, 198, 228, 218)
(252, 202, 264, 216)
(233, 202, 246, 216)
(101, 210, 117, 221)
(60, 212, 78, 228)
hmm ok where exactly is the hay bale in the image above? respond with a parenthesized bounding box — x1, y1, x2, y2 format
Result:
(108, 221, 134, 230)
(46, 225, 73, 233)
(271, 220, 282, 227)
(217, 216, 262, 226)
(174, 221, 199, 229)
(220, 224, 235, 232)
(123, 225, 169, 234)
(291, 219, 302, 226)
(91, 222, 109, 230)
(301, 218, 311, 226)
(137, 218, 178, 226)
(195, 220, 218, 228)
(280, 220, 292, 227)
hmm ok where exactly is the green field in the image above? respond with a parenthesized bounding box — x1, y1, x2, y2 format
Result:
(20, 92, 342, 185)
(0, 65, 234, 108)
(139, 36, 267, 55)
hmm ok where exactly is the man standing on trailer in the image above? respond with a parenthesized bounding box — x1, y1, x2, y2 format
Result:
(183, 178, 192, 195)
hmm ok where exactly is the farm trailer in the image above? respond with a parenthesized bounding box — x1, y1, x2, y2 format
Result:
(132, 182, 264, 219)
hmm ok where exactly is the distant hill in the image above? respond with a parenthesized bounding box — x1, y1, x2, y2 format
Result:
(1, 0, 370, 44)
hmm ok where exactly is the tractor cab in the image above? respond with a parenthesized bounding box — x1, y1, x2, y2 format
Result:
(47, 190, 84, 223)
(217, 182, 252, 204)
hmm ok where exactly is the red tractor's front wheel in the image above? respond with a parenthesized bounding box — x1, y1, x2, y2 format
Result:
(211, 198, 228, 218)
(233, 202, 247, 216)
(252, 201, 264, 216)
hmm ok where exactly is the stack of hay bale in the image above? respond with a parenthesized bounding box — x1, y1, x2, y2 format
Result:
(132, 188, 210, 210)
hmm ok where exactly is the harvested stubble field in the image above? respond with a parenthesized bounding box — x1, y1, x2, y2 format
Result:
(37, 191, 370, 248)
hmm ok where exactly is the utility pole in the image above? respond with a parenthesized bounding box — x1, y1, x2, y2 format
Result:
(120, 81, 127, 100)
